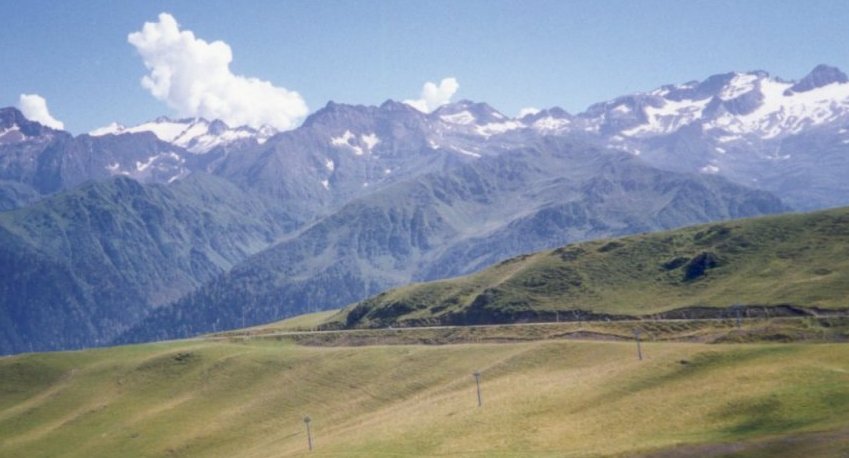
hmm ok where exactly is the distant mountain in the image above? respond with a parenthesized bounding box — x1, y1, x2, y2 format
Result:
(0, 107, 199, 200)
(89, 116, 276, 154)
(5, 65, 849, 211)
(117, 137, 784, 344)
(206, 100, 485, 218)
(327, 206, 849, 329)
(0, 174, 296, 354)
(566, 65, 849, 210)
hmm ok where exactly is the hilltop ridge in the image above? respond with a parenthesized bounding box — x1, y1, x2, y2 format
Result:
(328, 206, 849, 329)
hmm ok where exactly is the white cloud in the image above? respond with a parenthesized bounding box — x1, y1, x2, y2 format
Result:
(517, 107, 541, 118)
(128, 13, 308, 130)
(18, 94, 64, 130)
(403, 77, 459, 113)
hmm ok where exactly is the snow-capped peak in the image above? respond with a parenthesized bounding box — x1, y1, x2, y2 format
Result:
(719, 73, 759, 101)
(584, 65, 849, 141)
(88, 122, 126, 137)
(432, 100, 526, 137)
(89, 117, 276, 153)
(432, 100, 508, 125)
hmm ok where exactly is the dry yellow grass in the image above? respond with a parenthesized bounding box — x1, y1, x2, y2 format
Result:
(1, 338, 848, 457)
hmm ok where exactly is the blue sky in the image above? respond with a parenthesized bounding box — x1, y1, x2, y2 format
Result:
(2, 0, 849, 133)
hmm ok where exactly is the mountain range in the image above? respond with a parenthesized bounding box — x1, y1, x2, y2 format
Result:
(4, 64, 849, 353)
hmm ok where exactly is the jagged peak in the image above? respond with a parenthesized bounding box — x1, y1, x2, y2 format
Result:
(520, 106, 572, 122)
(379, 99, 418, 113)
(208, 119, 231, 135)
(303, 99, 430, 129)
(0, 106, 26, 128)
(787, 64, 848, 94)
(0, 106, 62, 137)
(432, 99, 508, 124)
(302, 101, 373, 128)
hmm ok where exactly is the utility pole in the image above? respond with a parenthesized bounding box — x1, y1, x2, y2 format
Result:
(303, 416, 313, 451)
(634, 328, 643, 361)
(473, 371, 482, 407)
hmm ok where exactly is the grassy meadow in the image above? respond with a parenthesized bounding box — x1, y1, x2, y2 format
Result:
(1, 334, 848, 457)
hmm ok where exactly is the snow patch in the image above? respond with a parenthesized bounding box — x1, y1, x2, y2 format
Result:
(650, 87, 672, 97)
(708, 77, 849, 139)
(135, 156, 158, 172)
(90, 118, 268, 154)
(715, 147, 726, 154)
(441, 111, 476, 125)
(330, 130, 355, 146)
(532, 116, 571, 132)
(719, 73, 758, 100)
(330, 130, 364, 155)
(716, 134, 743, 143)
(321, 179, 329, 190)
(132, 120, 188, 142)
(167, 170, 189, 184)
(361, 132, 380, 151)
(622, 97, 710, 137)
(767, 153, 792, 161)
(453, 146, 482, 158)
(325, 159, 335, 172)
(612, 104, 631, 114)
(700, 164, 720, 174)
(476, 120, 524, 137)
(517, 107, 541, 118)
(89, 122, 126, 136)
(0, 124, 27, 142)
(134, 152, 184, 173)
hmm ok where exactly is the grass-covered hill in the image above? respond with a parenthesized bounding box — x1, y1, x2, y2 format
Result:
(330, 206, 849, 329)
(1, 334, 848, 457)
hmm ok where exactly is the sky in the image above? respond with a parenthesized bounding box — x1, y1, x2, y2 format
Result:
(2, 0, 849, 133)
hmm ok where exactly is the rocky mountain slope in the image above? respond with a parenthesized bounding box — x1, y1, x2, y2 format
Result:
(0, 174, 295, 353)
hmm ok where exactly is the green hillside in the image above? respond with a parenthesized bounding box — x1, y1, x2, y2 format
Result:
(330, 206, 849, 329)
(1, 335, 848, 457)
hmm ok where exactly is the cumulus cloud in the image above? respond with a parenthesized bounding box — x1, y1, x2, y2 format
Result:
(128, 13, 308, 130)
(403, 77, 459, 113)
(517, 107, 541, 118)
(18, 94, 65, 130)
